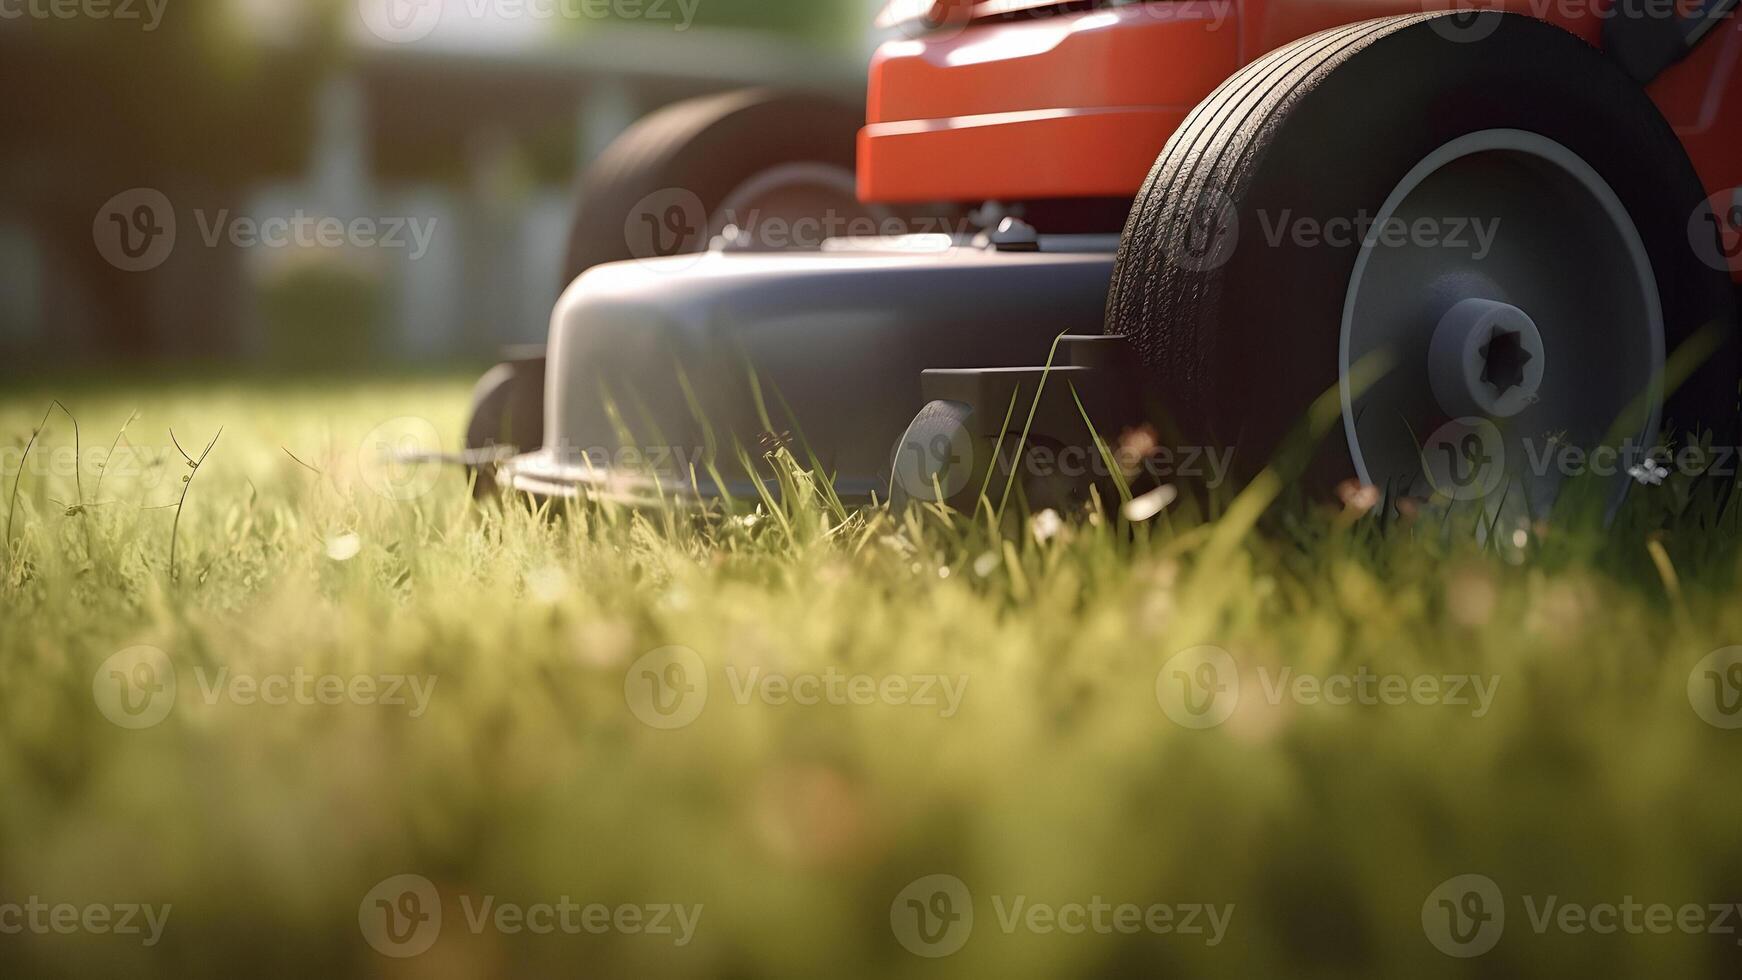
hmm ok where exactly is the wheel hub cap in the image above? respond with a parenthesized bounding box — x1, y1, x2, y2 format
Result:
(1428, 297, 1546, 419)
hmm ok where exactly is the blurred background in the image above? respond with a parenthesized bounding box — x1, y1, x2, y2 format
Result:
(0, 0, 882, 372)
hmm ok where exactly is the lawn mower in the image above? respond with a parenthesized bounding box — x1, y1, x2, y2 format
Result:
(465, 0, 1742, 520)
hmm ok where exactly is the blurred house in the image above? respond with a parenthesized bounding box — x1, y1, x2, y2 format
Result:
(0, 0, 879, 368)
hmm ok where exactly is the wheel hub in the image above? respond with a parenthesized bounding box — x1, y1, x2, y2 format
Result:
(1428, 297, 1546, 419)
(1340, 129, 1663, 518)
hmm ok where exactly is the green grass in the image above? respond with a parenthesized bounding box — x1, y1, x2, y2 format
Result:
(4, 373, 1742, 978)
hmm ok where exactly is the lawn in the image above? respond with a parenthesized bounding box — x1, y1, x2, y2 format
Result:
(3, 372, 1742, 978)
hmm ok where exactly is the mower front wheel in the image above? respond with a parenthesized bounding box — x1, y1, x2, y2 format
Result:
(888, 400, 1096, 516)
(1106, 12, 1739, 518)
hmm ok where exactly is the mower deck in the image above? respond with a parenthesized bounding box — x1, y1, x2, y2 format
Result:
(497, 237, 1118, 504)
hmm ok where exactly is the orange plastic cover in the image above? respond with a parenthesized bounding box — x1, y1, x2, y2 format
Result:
(861, 0, 1742, 209)
(860, 2, 1239, 203)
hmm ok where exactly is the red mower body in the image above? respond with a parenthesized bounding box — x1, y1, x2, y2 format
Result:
(860, 0, 1742, 208)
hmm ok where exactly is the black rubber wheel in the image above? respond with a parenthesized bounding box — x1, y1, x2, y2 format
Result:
(465, 355, 546, 500)
(1106, 12, 1739, 503)
(560, 88, 867, 289)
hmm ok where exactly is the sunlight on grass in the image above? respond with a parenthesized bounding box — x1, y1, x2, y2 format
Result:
(3, 374, 1742, 977)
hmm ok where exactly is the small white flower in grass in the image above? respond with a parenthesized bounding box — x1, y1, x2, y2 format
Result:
(572, 619, 633, 668)
(326, 532, 361, 562)
(1336, 479, 1382, 514)
(972, 551, 1000, 578)
(1628, 460, 1669, 486)
(1030, 508, 1063, 544)
(880, 534, 916, 557)
(526, 565, 568, 604)
(1122, 485, 1179, 523)
(1115, 424, 1161, 478)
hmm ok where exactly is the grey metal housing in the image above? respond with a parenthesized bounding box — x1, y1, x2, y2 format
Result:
(499, 241, 1115, 504)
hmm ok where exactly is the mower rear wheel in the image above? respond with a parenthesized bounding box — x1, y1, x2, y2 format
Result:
(465, 354, 546, 500)
(561, 89, 871, 290)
